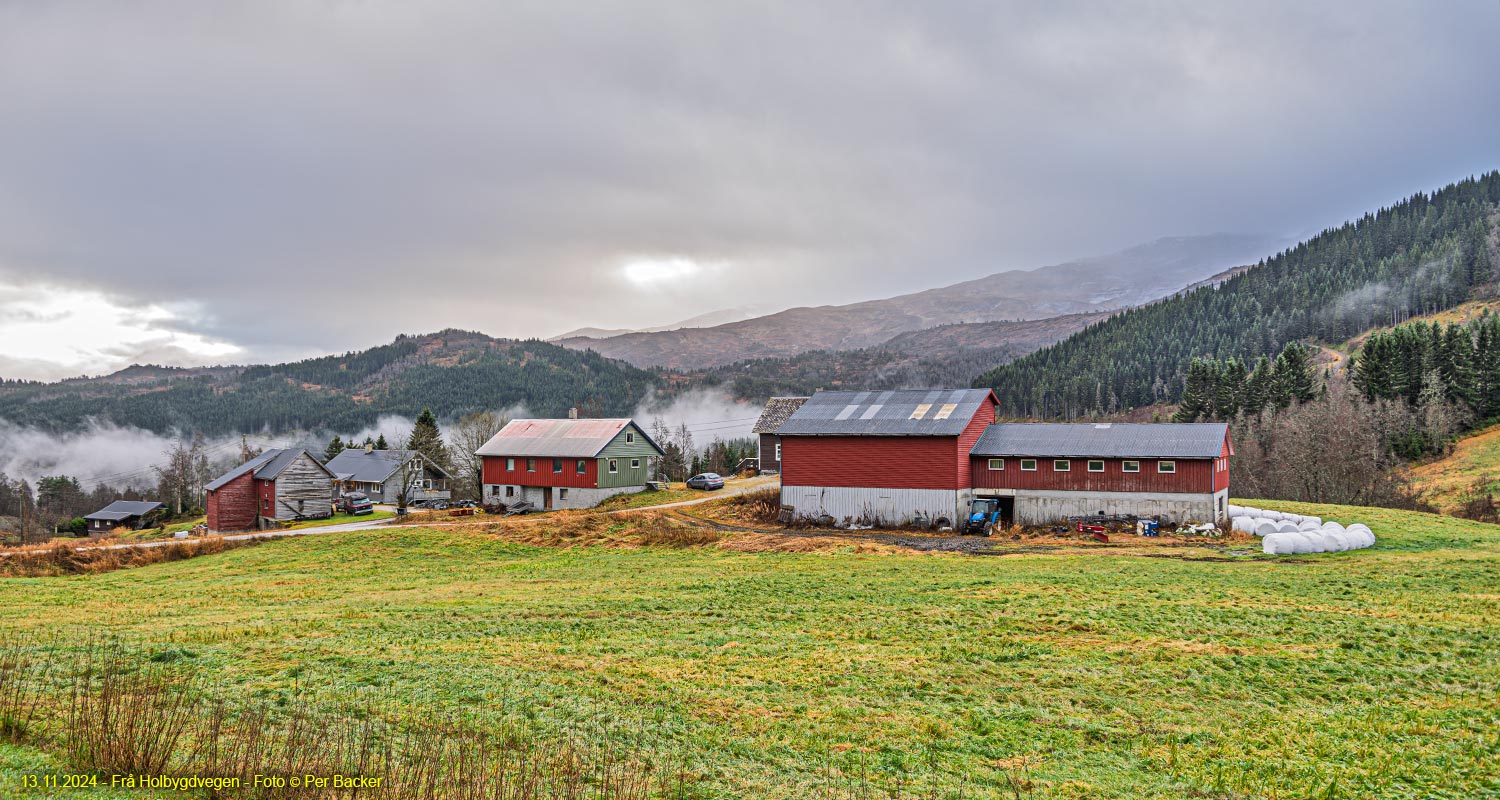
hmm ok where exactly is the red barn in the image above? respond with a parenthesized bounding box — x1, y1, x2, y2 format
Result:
(969, 422, 1232, 524)
(778, 389, 999, 527)
(204, 448, 335, 532)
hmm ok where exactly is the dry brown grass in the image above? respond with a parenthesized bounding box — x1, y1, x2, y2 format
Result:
(0, 536, 258, 577)
(714, 533, 901, 554)
(459, 510, 723, 549)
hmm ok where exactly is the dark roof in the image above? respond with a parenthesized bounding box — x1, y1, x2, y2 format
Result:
(777, 389, 997, 437)
(84, 500, 164, 521)
(476, 418, 665, 458)
(204, 448, 331, 491)
(971, 422, 1230, 459)
(752, 397, 809, 434)
(325, 448, 452, 483)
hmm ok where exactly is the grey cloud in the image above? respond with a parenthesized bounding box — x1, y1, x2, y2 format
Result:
(0, 1, 1497, 373)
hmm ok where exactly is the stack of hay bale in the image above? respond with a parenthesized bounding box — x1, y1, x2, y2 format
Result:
(1226, 504, 1376, 554)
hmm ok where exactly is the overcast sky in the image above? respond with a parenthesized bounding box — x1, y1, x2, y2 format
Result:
(1, 1, 1497, 380)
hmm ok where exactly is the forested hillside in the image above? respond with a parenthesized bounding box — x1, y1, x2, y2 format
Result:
(978, 172, 1500, 417)
(0, 331, 658, 435)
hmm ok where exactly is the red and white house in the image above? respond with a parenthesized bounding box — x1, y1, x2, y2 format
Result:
(475, 417, 666, 510)
(969, 422, 1232, 524)
(777, 389, 1000, 527)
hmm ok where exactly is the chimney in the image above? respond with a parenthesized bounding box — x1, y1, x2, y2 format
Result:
(365, 443, 374, 453)
(568, 407, 578, 420)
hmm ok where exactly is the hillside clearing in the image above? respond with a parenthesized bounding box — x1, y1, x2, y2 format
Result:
(0, 501, 1495, 798)
(1410, 423, 1500, 514)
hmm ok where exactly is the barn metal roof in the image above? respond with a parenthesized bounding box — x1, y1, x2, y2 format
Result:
(84, 500, 164, 521)
(475, 418, 664, 458)
(203, 448, 331, 491)
(971, 422, 1230, 459)
(751, 397, 809, 434)
(325, 449, 452, 483)
(777, 389, 997, 437)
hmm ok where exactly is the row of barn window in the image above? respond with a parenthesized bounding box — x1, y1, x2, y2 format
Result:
(985, 458, 1192, 473)
(502, 457, 640, 474)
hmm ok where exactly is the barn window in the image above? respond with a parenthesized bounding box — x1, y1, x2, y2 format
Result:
(1053, 460, 1070, 472)
(559, 488, 569, 500)
(1122, 461, 1140, 473)
(1088, 460, 1104, 472)
(490, 485, 499, 497)
(527, 459, 536, 472)
(608, 459, 618, 473)
(1020, 459, 1037, 471)
(552, 458, 563, 473)
(577, 460, 587, 474)
(506, 486, 515, 498)
(506, 458, 515, 470)
(987, 458, 1004, 470)
(1158, 461, 1176, 474)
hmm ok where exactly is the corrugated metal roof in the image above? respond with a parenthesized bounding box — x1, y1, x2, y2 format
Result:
(84, 500, 164, 521)
(475, 418, 663, 458)
(325, 449, 451, 483)
(203, 448, 331, 491)
(751, 397, 810, 434)
(777, 389, 997, 437)
(971, 422, 1230, 459)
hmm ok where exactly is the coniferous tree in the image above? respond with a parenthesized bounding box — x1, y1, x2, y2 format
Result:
(405, 408, 452, 473)
(325, 435, 346, 462)
(1173, 359, 1215, 422)
(374, 434, 389, 450)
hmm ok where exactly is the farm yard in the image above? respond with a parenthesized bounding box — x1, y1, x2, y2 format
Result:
(0, 496, 1496, 799)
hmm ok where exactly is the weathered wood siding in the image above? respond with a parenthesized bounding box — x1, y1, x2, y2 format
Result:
(271, 453, 334, 520)
(758, 434, 782, 472)
(206, 472, 258, 532)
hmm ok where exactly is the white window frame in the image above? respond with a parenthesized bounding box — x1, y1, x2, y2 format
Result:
(1122, 460, 1140, 473)
(552, 458, 563, 474)
(1087, 460, 1105, 472)
(559, 488, 569, 500)
(576, 459, 587, 474)
(774, 442, 781, 461)
(631, 458, 640, 469)
(1053, 459, 1071, 472)
(626, 432, 634, 443)
(608, 459, 618, 474)
(1157, 460, 1176, 474)
(506, 457, 515, 471)
(987, 458, 1005, 471)
(1020, 459, 1037, 471)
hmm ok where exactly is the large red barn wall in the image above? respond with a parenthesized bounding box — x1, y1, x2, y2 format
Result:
(972, 456, 1217, 493)
(782, 395, 997, 491)
(207, 471, 258, 531)
(481, 456, 600, 489)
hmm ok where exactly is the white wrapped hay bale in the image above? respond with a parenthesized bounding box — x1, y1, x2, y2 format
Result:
(1302, 516, 1322, 527)
(1318, 531, 1346, 552)
(1262, 532, 1291, 554)
(1321, 521, 1346, 534)
(1276, 521, 1302, 534)
(1256, 520, 1281, 538)
(1227, 504, 1246, 517)
(1288, 532, 1317, 554)
(1232, 516, 1259, 534)
(1297, 519, 1322, 531)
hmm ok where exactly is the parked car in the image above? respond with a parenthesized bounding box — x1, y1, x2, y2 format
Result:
(340, 492, 374, 515)
(686, 473, 726, 490)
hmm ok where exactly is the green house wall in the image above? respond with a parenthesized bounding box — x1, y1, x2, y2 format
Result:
(596, 423, 662, 488)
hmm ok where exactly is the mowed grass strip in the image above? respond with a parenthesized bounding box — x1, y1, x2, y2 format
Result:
(0, 502, 1496, 798)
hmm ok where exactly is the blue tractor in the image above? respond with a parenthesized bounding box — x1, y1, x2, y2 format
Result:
(962, 498, 1004, 536)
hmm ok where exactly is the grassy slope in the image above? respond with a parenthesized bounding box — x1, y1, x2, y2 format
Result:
(0, 502, 1496, 799)
(1410, 423, 1500, 514)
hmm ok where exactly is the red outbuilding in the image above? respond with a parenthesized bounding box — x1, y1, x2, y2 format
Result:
(204, 448, 335, 532)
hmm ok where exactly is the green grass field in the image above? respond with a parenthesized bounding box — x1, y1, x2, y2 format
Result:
(1, 500, 1496, 799)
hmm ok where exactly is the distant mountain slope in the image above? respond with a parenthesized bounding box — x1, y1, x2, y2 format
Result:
(0, 331, 658, 435)
(977, 171, 1500, 417)
(697, 311, 1111, 400)
(550, 305, 775, 342)
(557, 234, 1280, 369)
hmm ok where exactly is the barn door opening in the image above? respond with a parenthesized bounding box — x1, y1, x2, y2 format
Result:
(543, 487, 553, 510)
(996, 497, 1015, 526)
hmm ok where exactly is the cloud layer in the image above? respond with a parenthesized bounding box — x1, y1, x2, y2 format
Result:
(1, 1, 1496, 377)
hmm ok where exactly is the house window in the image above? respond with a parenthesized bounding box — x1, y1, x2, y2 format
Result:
(553, 458, 563, 473)
(631, 459, 640, 469)
(1158, 461, 1176, 474)
(608, 459, 618, 473)
(527, 459, 536, 472)
(577, 460, 587, 474)
(559, 488, 569, 500)
(1020, 459, 1037, 471)
(506, 486, 515, 498)
(626, 432, 634, 443)
(1122, 460, 1140, 473)
(1088, 460, 1104, 472)
(987, 458, 1004, 470)
(1053, 460, 1070, 472)
(506, 458, 515, 471)
(489, 485, 499, 497)
(774, 442, 781, 461)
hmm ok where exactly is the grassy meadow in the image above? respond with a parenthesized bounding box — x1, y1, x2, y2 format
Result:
(0, 500, 1496, 798)
(1410, 423, 1500, 515)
